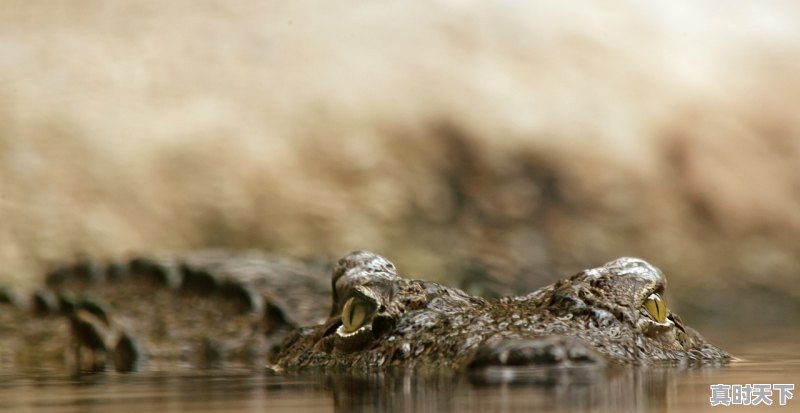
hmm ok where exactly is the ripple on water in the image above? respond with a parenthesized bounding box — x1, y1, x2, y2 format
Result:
(0, 331, 796, 413)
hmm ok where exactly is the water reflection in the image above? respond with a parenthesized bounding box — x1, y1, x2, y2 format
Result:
(319, 366, 684, 413)
(0, 339, 797, 413)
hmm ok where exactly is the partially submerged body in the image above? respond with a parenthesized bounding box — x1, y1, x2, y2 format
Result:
(0, 250, 330, 372)
(0, 250, 729, 373)
(274, 252, 729, 370)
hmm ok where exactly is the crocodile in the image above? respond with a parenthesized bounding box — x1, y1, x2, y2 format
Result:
(0, 250, 331, 372)
(0, 250, 729, 373)
(273, 251, 729, 370)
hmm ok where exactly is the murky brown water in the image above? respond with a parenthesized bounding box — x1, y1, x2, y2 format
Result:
(1, 330, 796, 413)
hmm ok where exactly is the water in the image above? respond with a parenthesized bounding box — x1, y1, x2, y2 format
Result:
(0, 331, 796, 413)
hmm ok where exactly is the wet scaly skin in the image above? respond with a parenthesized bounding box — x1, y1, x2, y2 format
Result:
(274, 251, 730, 370)
(0, 250, 330, 372)
(0, 250, 728, 373)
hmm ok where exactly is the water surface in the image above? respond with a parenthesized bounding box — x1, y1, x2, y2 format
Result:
(1, 331, 796, 413)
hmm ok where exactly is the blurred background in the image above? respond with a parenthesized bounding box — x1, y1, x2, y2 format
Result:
(1, 1, 799, 329)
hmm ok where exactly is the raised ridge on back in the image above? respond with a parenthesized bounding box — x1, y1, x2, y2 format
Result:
(1, 250, 329, 372)
(0, 250, 729, 374)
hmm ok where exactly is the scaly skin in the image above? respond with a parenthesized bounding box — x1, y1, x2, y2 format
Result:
(273, 251, 730, 370)
(0, 250, 729, 373)
(0, 250, 330, 372)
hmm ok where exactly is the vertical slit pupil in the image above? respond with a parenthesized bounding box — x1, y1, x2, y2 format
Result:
(645, 293, 667, 323)
(341, 296, 376, 333)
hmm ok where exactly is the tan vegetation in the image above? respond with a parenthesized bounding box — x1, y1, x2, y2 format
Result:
(2, 1, 800, 326)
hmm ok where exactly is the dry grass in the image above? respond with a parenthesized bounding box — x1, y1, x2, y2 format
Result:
(2, 1, 800, 325)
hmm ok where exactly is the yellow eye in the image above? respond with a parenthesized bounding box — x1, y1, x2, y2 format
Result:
(341, 296, 376, 333)
(644, 293, 667, 323)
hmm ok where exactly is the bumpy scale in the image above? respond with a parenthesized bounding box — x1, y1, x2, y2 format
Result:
(273, 251, 730, 370)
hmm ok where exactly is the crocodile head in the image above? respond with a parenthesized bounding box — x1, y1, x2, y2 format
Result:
(274, 251, 730, 370)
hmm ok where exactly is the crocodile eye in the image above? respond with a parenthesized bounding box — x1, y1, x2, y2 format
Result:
(644, 293, 667, 323)
(342, 296, 377, 333)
